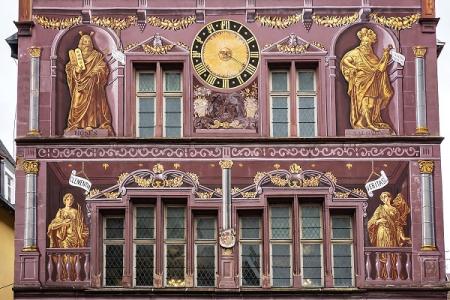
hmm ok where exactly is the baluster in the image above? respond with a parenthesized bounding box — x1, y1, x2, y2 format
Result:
(47, 254, 54, 282)
(406, 253, 412, 280)
(75, 254, 81, 281)
(66, 255, 72, 281)
(365, 252, 372, 280)
(375, 252, 381, 280)
(56, 254, 62, 282)
(84, 253, 90, 282)
(386, 252, 392, 280)
(396, 252, 402, 281)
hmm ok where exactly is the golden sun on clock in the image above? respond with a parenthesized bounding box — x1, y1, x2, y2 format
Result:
(191, 20, 260, 89)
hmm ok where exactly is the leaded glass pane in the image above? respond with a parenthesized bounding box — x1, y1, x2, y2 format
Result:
(332, 215, 352, 239)
(271, 244, 291, 287)
(105, 244, 123, 286)
(166, 207, 185, 239)
(164, 97, 182, 138)
(298, 97, 316, 137)
(298, 71, 315, 91)
(272, 96, 288, 109)
(165, 72, 181, 92)
(136, 207, 154, 239)
(196, 245, 215, 287)
(196, 218, 216, 240)
(166, 244, 185, 286)
(301, 206, 322, 239)
(105, 217, 124, 239)
(138, 73, 155, 92)
(240, 216, 261, 239)
(138, 97, 155, 138)
(302, 243, 322, 287)
(135, 244, 154, 286)
(333, 244, 353, 286)
(241, 244, 260, 287)
(272, 123, 289, 137)
(271, 72, 288, 92)
(271, 207, 291, 239)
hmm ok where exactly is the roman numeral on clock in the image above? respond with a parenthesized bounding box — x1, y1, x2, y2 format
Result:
(246, 64, 257, 74)
(194, 63, 207, 75)
(195, 36, 204, 44)
(191, 51, 201, 58)
(206, 74, 217, 85)
(250, 52, 259, 58)
(236, 75, 244, 85)
(221, 20, 230, 30)
(222, 79, 229, 89)
(246, 36, 255, 43)
(207, 24, 215, 34)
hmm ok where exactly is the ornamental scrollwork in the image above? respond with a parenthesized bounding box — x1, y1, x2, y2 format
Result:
(255, 14, 302, 29)
(146, 15, 196, 31)
(92, 16, 137, 31)
(369, 13, 421, 31)
(33, 15, 82, 30)
(312, 12, 359, 28)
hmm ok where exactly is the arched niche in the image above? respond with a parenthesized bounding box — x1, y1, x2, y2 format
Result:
(51, 25, 120, 136)
(331, 23, 403, 136)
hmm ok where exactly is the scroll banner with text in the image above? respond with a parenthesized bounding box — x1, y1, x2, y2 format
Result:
(365, 170, 389, 197)
(390, 49, 406, 66)
(69, 170, 92, 193)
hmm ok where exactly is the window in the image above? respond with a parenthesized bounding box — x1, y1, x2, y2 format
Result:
(300, 204, 323, 287)
(331, 215, 354, 287)
(133, 206, 155, 287)
(165, 206, 186, 287)
(103, 216, 125, 287)
(136, 66, 183, 138)
(269, 68, 317, 137)
(270, 206, 292, 287)
(195, 216, 217, 287)
(240, 215, 262, 287)
(6, 173, 13, 203)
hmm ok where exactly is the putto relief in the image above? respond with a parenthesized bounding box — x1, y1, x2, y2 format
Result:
(340, 28, 394, 133)
(193, 82, 258, 130)
(65, 32, 114, 136)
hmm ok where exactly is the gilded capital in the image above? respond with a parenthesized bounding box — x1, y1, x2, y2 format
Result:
(28, 47, 42, 58)
(22, 160, 39, 174)
(418, 160, 434, 174)
(413, 46, 427, 58)
(219, 160, 233, 169)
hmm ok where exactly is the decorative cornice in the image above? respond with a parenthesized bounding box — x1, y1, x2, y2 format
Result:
(22, 160, 39, 174)
(254, 14, 302, 29)
(92, 16, 137, 31)
(146, 16, 196, 31)
(219, 160, 233, 169)
(312, 12, 359, 28)
(418, 160, 434, 174)
(413, 46, 427, 58)
(27, 47, 41, 58)
(369, 13, 421, 31)
(33, 15, 81, 30)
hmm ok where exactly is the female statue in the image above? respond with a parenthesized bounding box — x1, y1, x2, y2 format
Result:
(340, 28, 394, 132)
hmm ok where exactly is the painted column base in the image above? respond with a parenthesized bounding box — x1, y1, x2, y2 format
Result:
(218, 248, 238, 289)
(18, 251, 41, 287)
(419, 252, 442, 284)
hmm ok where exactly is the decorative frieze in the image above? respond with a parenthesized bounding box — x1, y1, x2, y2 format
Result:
(142, 44, 174, 54)
(254, 14, 302, 29)
(92, 16, 137, 31)
(33, 15, 81, 29)
(146, 15, 196, 30)
(312, 12, 359, 27)
(369, 13, 421, 30)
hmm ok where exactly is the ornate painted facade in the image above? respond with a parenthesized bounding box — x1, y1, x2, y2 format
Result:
(13, 0, 447, 299)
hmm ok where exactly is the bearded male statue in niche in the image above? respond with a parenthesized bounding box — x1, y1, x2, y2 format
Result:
(340, 28, 394, 133)
(65, 32, 114, 135)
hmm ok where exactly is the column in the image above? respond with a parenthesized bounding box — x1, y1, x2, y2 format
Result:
(413, 46, 428, 135)
(22, 160, 39, 251)
(419, 160, 436, 250)
(27, 47, 41, 136)
(219, 160, 233, 230)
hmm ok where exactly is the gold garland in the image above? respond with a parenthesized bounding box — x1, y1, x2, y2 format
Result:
(253, 172, 266, 185)
(312, 12, 359, 27)
(255, 14, 302, 29)
(142, 44, 174, 55)
(33, 15, 81, 30)
(196, 191, 213, 199)
(133, 175, 183, 188)
(241, 191, 258, 199)
(147, 16, 196, 31)
(277, 43, 309, 54)
(185, 172, 199, 185)
(103, 191, 120, 199)
(117, 172, 129, 185)
(324, 172, 337, 184)
(311, 41, 326, 51)
(334, 191, 351, 199)
(369, 13, 421, 31)
(124, 43, 139, 51)
(302, 175, 321, 187)
(92, 16, 137, 31)
(352, 188, 368, 198)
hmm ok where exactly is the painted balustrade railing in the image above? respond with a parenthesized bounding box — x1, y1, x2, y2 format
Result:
(364, 247, 412, 283)
(46, 248, 90, 284)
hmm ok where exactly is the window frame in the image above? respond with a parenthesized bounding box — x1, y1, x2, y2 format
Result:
(103, 215, 125, 287)
(194, 216, 217, 287)
(330, 214, 355, 287)
(296, 70, 318, 137)
(269, 70, 291, 137)
(136, 71, 157, 138)
(162, 70, 184, 138)
(239, 214, 263, 287)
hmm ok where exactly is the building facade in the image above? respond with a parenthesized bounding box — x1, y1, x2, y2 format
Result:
(13, 0, 447, 299)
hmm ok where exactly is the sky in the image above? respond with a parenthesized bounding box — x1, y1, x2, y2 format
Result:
(0, 0, 449, 263)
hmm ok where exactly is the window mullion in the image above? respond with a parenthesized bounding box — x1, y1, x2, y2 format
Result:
(290, 61, 297, 137)
(155, 62, 163, 137)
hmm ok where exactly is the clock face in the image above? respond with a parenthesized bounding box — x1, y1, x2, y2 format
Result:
(191, 20, 260, 89)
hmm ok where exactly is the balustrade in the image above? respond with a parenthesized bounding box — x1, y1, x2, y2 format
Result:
(46, 248, 90, 284)
(364, 247, 412, 283)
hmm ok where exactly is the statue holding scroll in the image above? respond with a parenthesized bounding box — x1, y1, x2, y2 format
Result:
(340, 28, 394, 132)
(65, 32, 113, 134)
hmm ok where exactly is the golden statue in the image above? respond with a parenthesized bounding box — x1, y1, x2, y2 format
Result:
(340, 28, 394, 132)
(367, 192, 411, 279)
(47, 193, 89, 280)
(65, 32, 113, 134)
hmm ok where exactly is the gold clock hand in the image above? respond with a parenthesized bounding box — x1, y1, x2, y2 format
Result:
(229, 55, 246, 68)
